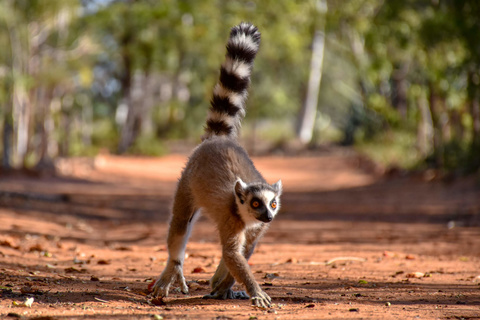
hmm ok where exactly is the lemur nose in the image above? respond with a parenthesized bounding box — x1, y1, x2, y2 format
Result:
(258, 211, 273, 223)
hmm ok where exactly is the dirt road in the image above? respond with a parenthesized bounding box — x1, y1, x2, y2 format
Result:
(1, 150, 479, 319)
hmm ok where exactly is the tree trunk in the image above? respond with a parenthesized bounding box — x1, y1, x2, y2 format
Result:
(463, 70, 480, 172)
(449, 109, 463, 142)
(60, 111, 71, 157)
(7, 15, 30, 168)
(428, 83, 443, 168)
(471, 98, 480, 146)
(297, 30, 325, 144)
(468, 70, 480, 146)
(118, 71, 146, 154)
(59, 94, 74, 157)
(2, 112, 13, 169)
(296, 1, 327, 144)
(416, 90, 433, 157)
(392, 63, 409, 119)
(2, 70, 14, 169)
(117, 23, 134, 154)
(13, 87, 30, 167)
(81, 98, 93, 146)
(36, 90, 57, 173)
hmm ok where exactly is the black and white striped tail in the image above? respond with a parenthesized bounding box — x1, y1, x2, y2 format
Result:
(203, 22, 261, 140)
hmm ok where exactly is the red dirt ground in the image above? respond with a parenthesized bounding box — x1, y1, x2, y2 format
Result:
(0, 149, 479, 319)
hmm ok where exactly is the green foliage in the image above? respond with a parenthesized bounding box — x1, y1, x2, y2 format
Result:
(90, 118, 119, 153)
(1, 0, 479, 174)
(356, 129, 420, 170)
(127, 134, 168, 157)
(325, 0, 480, 174)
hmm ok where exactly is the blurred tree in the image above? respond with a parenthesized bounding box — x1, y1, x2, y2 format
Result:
(1, 0, 478, 174)
(325, 0, 480, 173)
(296, 0, 327, 145)
(84, 0, 321, 153)
(1, 0, 80, 168)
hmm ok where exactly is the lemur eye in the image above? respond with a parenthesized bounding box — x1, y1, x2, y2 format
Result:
(252, 201, 260, 208)
(271, 200, 277, 209)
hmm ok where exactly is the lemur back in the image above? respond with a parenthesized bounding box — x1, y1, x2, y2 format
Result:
(152, 22, 282, 309)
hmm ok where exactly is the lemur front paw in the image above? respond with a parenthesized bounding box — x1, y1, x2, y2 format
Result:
(251, 290, 272, 308)
(151, 267, 188, 298)
(151, 277, 171, 298)
(203, 288, 249, 300)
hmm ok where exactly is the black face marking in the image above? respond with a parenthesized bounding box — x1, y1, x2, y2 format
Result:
(257, 211, 273, 223)
(256, 205, 273, 222)
(250, 197, 264, 210)
(270, 199, 277, 210)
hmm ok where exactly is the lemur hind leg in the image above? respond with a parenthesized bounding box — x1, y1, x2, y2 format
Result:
(204, 226, 265, 301)
(203, 259, 249, 300)
(152, 184, 199, 298)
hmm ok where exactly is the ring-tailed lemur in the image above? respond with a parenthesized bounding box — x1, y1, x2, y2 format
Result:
(151, 22, 282, 309)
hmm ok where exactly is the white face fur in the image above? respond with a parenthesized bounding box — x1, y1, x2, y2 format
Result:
(234, 178, 282, 227)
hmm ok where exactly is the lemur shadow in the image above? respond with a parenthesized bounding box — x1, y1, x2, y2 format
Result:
(1, 260, 152, 304)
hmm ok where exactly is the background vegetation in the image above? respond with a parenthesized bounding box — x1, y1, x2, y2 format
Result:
(1, 0, 479, 175)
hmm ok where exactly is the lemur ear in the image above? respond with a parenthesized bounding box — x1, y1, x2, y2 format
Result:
(272, 179, 283, 195)
(234, 178, 247, 204)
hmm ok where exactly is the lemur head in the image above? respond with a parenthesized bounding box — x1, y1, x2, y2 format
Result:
(234, 178, 282, 225)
